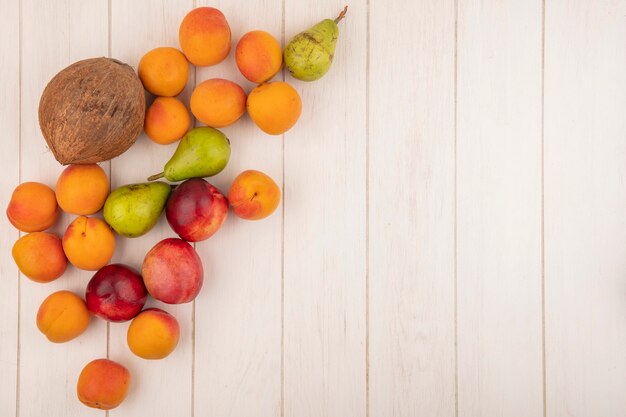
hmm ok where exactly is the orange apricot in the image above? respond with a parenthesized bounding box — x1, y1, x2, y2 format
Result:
(144, 97, 191, 144)
(6, 182, 59, 232)
(77, 359, 130, 410)
(190, 78, 246, 128)
(236, 30, 282, 83)
(179, 7, 231, 66)
(12, 232, 67, 283)
(36, 290, 90, 343)
(138, 47, 189, 97)
(127, 308, 180, 360)
(247, 82, 302, 135)
(56, 164, 109, 215)
(228, 170, 281, 220)
(63, 216, 115, 271)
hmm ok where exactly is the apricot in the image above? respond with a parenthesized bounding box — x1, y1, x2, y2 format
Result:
(63, 216, 115, 271)
(179, 7, 231, 66)
(77, 359, 130, 410)
(6, 182, 59, 232)
(36, 290, 90, 343)
(56, 164, 109, 215)
(236, 30, 282, 83)
(247, 82, 302, 135)
(144, 97, 191, 144)
(12, 232, 67, 283)
(228, 170, 281, 220)
(138, 47, 189, 97)
(127, 308, 180, 360)
(190, 78, 246, 128)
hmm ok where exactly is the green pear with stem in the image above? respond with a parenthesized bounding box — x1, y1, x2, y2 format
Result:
(103, 182, 171, 238)
(148, 127, 231, 182)
(283, 6, 348, 81)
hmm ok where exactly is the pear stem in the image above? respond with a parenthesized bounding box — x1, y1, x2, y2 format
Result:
(147, 172, 164, 181)
(334, 5, 348, 23)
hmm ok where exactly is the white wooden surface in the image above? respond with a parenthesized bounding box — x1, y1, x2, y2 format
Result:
(1, 1, 625, 417)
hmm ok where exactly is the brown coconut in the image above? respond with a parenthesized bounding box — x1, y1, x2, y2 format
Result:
(38, 57, 145, 165)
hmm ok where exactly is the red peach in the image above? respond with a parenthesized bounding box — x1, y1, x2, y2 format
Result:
(142, 238, 203, 304)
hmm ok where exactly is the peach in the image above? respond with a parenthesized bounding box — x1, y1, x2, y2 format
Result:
(144, 97, 191, 145)
(190, 78, 246, 128)
(236, 30, 282, 83)
(12, 232, 67, 283)
(247, 82, 302, 135)
(127, 308, 180, 360)
(228, 170, 281, 220)
(56, 164, 109, 215)
(179, 7, 231, 67)
(63, 216, 115, 271)
(36, 290, 90, 343)
(138, 47, 189, 97)
(77, 359, 130, 410)
(6, 182, 59, 232)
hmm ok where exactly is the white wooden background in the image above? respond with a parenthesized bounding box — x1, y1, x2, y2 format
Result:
(0, 0, 624, 416)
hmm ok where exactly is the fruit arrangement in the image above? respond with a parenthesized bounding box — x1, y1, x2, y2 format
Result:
(7, 5, 347, 411)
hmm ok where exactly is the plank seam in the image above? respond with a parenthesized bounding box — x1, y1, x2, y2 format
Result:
(541, 0, 547, 416)
(16, 0, 22, 416)
(280, 1, 286, 416)
(191, 295, 196, 417)
(453, 2, 459, 416)
(365, 0, 371, 416)
(453, 0, 459, 416)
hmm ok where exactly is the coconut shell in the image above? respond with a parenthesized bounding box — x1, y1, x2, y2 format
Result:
(38, 57, 145, 165)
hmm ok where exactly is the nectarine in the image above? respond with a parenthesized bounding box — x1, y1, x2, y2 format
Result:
(142, 238, 203, 304)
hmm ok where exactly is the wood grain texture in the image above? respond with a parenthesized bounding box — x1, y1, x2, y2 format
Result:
(0, 0, 20, 414)
(544, 1, 626, 416)
(368, 1, 456, 416)
(283, 2, 367, 417)
(4, 1, 626, 416)
(108, 1, 194, 416)
(19, 1, 108, 417)
(193, 1, 282, 416)
(456, 1, 544, 416)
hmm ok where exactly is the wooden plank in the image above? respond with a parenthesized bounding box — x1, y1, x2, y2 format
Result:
(0, 0, 20, 414)
(108, 1, 194, 416)
(544, 1, 626, 416)
(193, 1, 283, 416)
(456, 1, 543, 416)
(282, 2, 366, 417)
(19, 1, 108, 416)
(368, 1, 456, 416)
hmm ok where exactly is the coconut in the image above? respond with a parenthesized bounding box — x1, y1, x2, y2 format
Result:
(38, 57, 145, 165)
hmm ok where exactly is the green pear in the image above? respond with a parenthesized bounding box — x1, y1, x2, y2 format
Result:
(148, 127, 231, 182)
(283, 6, 347, 82)
(103, 182, 171, 238)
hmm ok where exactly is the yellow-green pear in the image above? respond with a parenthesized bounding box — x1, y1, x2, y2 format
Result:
(284, 6, 347, 81)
